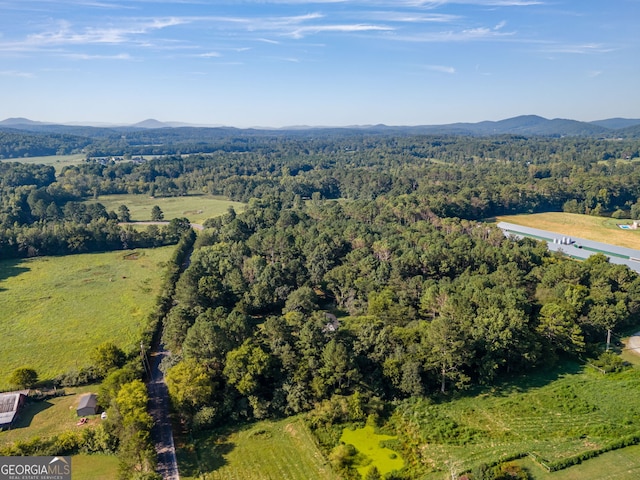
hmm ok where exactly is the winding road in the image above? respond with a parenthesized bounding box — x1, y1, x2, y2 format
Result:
(148, 345, 180, 480)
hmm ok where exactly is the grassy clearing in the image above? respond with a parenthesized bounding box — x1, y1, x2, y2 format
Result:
(72, 454, 119, 480)
(11, 154, 86, 172)
(513, 445, 640, 480)
(0, 247, 173, 390)
(391, 363, 640, 479)
(177, 416, 340, 480)
(0, 385, 100, 445)
(86, 193, 245, 224)
(340, 425, 404, 478)
(496, 212, 640, 250)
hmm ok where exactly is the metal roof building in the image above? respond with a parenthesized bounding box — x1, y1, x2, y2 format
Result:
(76, 393, 98, 417)
(497, 222, 640, 273)
(0, 390, 28, 430)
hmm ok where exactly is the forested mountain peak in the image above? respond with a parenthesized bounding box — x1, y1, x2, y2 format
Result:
(0, 117, 50, 126)
(131, 119, 172, 129)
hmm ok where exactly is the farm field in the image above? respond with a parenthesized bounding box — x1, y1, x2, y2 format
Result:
(513, 445, 640, 480)
(12, 154, 86, 172)
(177, 416, 340, 480)
(390, 362, 640, 479)
(86, 193, 245, 225)
(496, 212, 640, 250)
(0, 247, 173, 390)
(0, 384, 100, 446)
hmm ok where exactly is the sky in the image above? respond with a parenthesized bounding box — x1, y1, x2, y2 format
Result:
(1, 0, 639, 127)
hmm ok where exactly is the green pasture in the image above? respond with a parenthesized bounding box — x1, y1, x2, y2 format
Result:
(340, 425, 404, 478)
(10, 154, 86, 172)
(0, 385, 99, 446)
(390, 363, 640, 479)
(513, 445, 640, 480)
(86, 193, 245, 225)
(0, 247, 173, 390)
(177, 417, 340, 480)
(72, 454, 119, 480)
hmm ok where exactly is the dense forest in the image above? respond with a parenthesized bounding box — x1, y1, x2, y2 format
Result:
(3, 132, 640, 478)
(3, 134, 640, 260)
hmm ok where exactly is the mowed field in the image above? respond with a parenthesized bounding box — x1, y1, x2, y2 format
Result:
(514, 445, 640, 480)
(87, 193, 245, 225)
(392, 363, 640, 480)
(0, 385, 99, 445)
(0, 247, 173, 390)
(177, 417, 340, 480)
(13, 154, 86, 172)
(497, 212, 640, 250)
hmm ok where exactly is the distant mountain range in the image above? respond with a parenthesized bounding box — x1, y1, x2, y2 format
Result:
(2, 114, 640, 138)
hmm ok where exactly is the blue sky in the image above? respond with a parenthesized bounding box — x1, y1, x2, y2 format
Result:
(1, 0, 639, 127)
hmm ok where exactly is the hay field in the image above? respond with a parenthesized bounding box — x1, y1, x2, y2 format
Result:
(12, 154, 86, 172)
(177, 417, 340, 480)
(0, 247, 173, 390)
(87, 193, 245, 225)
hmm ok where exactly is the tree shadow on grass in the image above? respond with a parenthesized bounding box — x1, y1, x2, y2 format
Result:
(0, 259, 30, 292)
(11, 400, 54, 429)
(176, 430, 235, 477)
(441, 360, 586, 404)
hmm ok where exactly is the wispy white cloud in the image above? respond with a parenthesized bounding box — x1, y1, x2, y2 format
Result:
(0, 70, 34, 78)
(587, 70, 602, 78)
(257, 38, 281, 45)
(541, 43, 615, 54)
(391, 21, 514, 42)
(392, 0, 542, 5)
(364, 11, 460, 23)
(424, 64, 456, 73)
(24, 17, 188, 47)
(61, 52, 133, 59)
(197, 51, 221, 58)
(288, 24, 394, 39)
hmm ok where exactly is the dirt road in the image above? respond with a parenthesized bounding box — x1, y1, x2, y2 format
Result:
(148, 345, 180, 480)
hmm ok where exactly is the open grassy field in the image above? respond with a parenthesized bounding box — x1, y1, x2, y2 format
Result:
(496, 212, 640, 250)
(11, 154, 86, 172)
(513, 445, 640, 480)
(177, 416, 340, 480)
(0, 385, 99, 445)
(72, 454, 119, 480)
(86, 193, 245, 225)
(390, 362, 640, 479)
(0, 247, 173, 390)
